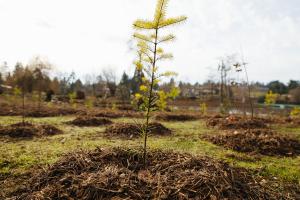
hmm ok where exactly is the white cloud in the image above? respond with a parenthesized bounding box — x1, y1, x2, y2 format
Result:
(0, 0, 299, 83)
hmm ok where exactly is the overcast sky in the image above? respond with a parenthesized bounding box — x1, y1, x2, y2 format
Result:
(0, 0, 299, 83)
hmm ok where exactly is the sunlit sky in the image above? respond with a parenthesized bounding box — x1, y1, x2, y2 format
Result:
(0, 0, 299, 83)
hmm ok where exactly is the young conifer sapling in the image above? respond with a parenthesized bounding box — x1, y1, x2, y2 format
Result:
(133, 0, 186, 166)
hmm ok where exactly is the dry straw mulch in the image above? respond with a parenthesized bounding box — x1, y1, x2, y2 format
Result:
(206, 115, 267, 130)
(203, 129, 300, 157)
(0, 122, 63, 138)
(67, 116, 113, 127)
(10, 147, 297, 199)
(105, 123, 172, 139)
(93, 110, 143, 119)
(155, 113, 199, 122)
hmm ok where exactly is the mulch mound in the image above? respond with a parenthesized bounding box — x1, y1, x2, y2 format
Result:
(93, 111, 143, 119)
(155, 113, 199, 121)
(10, 147, 295, 199)
(0, 122, 63, 138)
(67, 117, 113, 127)
(285, 117, 300, 127)
(0, 105, 82, 117)
(203, 129, 300, 157)
(105, 123, 171, 139)
(0, 105, 21, 116)
(25, 108, 82, 118)
(206, 115, 267, 130)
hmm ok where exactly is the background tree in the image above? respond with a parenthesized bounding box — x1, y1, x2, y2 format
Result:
(133, 0, 186, 166)
(102, 68, 117, 97)
(267, 81, 288, 95)
(288, 80, 300, 91)
(218, 59, 232, 113)
(233, 60, 254, 119)
(0, 61, 9, 80)
(116, 72, 131, 106)
(0, 73, 3, 94)
(11, 64, 31, 124)
(289, 87, 300, 104)
(58, 72, 76, 95)
(131, 40, 147, 94)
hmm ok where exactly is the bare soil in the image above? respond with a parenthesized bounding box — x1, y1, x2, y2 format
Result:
(203, 129, 300, 156)
(67, 116, 113, 127)
(7, 147, 298, 199)
(105, 123, 172, 139)
(0, 122, 63, 138)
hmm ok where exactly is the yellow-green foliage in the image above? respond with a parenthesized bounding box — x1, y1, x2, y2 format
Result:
(13, 87, 21, 96)
(132, 0, 186, 113)
(68, 92, 76, 108)
(133, 0, 186, 164)
(290, 107, 300, 117)
(85, 99, 94, 109)
(265, 91, 278, 105)
(47, 102, 53, 108)
(157, 91, 168, 111)
(199, 103, 207, 115)
(111, 103, 117, 110)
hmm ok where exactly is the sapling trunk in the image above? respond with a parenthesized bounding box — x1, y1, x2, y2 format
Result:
(243, 64, 254, 119)
(143, 28, 158, 167)
(22, 90, 25, 125)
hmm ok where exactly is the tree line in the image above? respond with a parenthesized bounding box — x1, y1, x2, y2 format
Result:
(1, 58, 299, 104)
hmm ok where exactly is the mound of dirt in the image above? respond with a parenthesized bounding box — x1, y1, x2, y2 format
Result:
(203, 129, 300, 156)
(0, 104, 82, 117)
(93, 110, 143, 119)
(155, 113, 199, 121)
(0, 122, 63, 138)
(285, 117, 300, 127)
(40, 125, 63, 136)
(11, 147, 294, 199)
(25, 108, 81, 118)
(206, 115, 267, 130)
(0, 105, 21, 116)
(67, 117, 113, 127)
(117, 104, 135, 111)
(105, 122, 171, 138)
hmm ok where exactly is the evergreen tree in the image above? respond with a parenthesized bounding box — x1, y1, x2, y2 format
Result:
(117, 72, 131, 104)
(0, 73, 3, 94)
(133, 0, 186, 166)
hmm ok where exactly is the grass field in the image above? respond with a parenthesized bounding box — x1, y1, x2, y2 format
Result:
(1, 115, 299, 187)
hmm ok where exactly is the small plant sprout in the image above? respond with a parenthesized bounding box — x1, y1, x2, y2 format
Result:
(68, 92, 77, 108)
(133, 0, 186, 166)
(111, 103, 117, 111)
(233, 59, 254, 119)
(199, 102, 207, 115)
(13, 86, 26, 124)
(265, 91, 278, 106)
(290, 107, 300, 118)
(85, 98, 94, 109)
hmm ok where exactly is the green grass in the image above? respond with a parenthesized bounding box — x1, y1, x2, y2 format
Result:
(0, 116, 300, 185)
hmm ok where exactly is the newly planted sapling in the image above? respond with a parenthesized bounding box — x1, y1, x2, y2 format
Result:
(68, 92, 77, 108)
(265, 91, 278, 105)
(199, 102, 207, 115)
(233, 60, 254, 119)
(290, 107, 300, 118)
(133, 0, 186, 166)
(265, 91, 278, 116)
